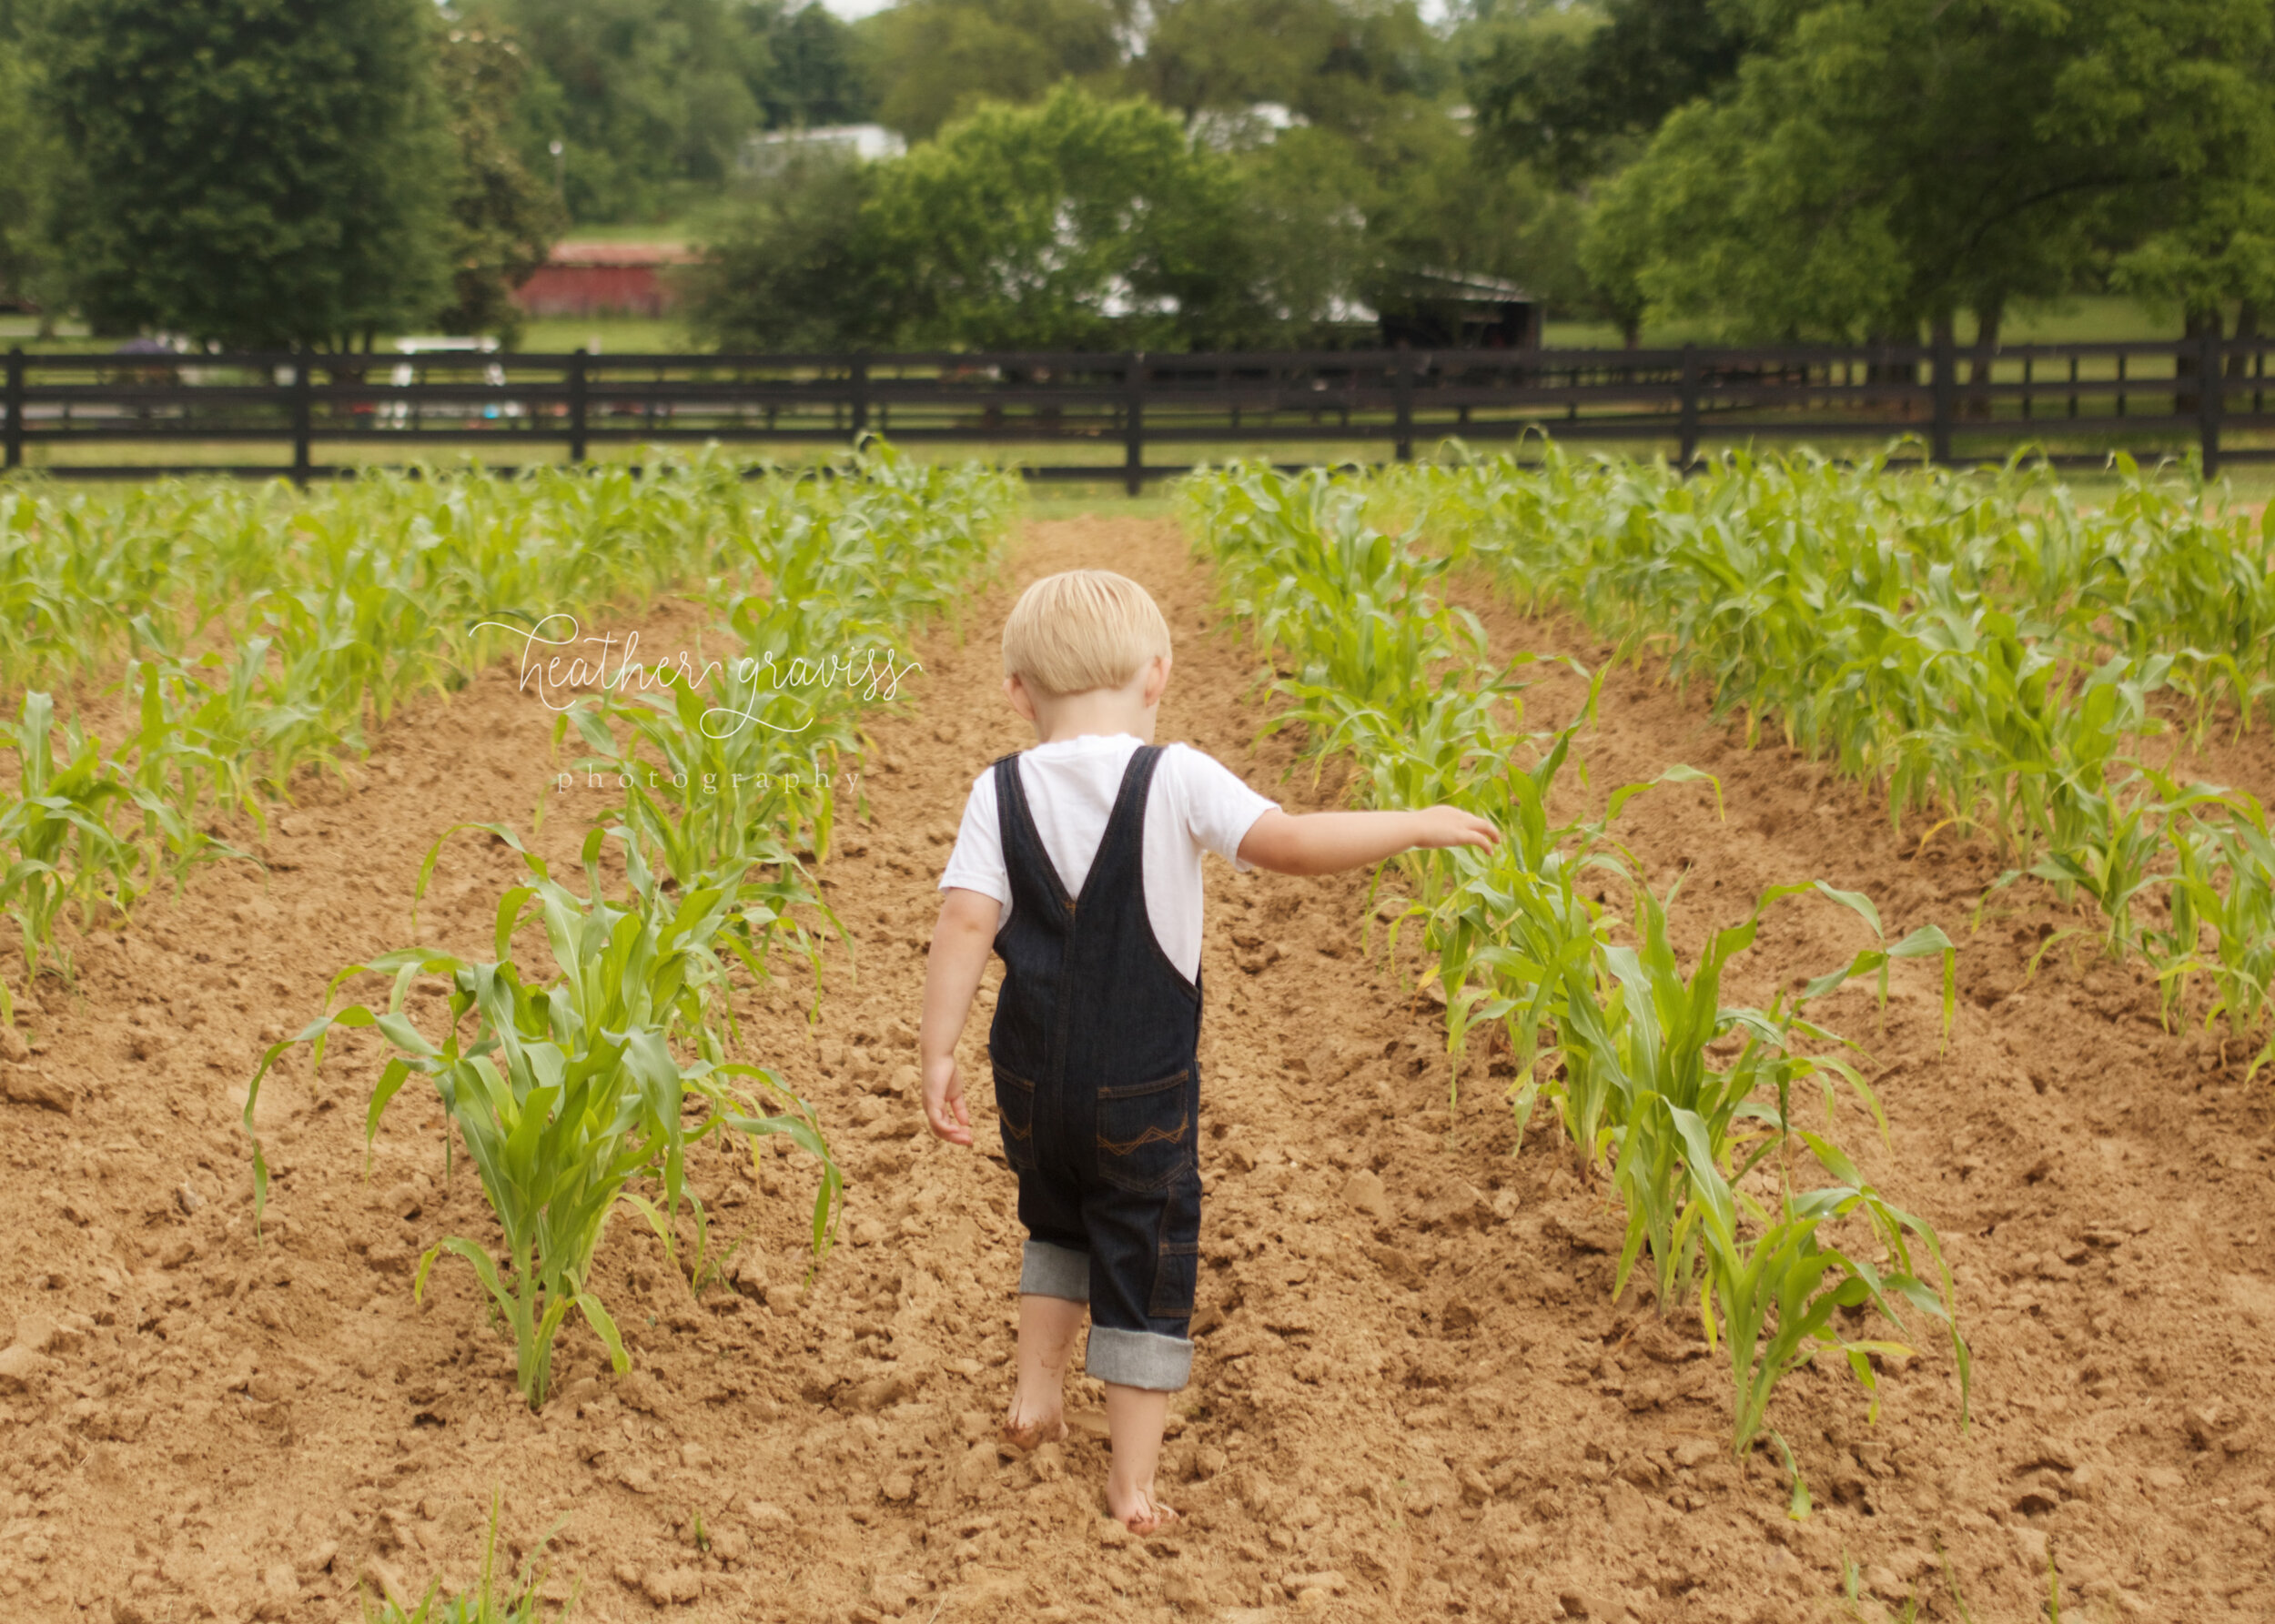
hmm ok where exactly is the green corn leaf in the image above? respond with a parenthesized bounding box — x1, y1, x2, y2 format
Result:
(574, 1293, 631, 1376)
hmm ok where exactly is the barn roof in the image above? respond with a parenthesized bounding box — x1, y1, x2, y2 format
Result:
(545, 242, 700, 269)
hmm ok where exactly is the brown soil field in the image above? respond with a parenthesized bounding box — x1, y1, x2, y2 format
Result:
(0, 514, 2270, 1624)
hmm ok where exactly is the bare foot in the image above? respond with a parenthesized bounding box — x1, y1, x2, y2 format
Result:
(1106, 1479, 1179, 1534)
(1000, 1406, 1068, 1451)
(1100, 1382, 1175, 1532)
(1005, 1294, 1084, 1451)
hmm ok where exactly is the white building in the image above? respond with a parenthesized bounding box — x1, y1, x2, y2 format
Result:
(737, 124, 907, 178)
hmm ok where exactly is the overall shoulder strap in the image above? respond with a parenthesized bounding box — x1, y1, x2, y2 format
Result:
(994, 751, 1074, 914)
(1082, 744, 1162, 889)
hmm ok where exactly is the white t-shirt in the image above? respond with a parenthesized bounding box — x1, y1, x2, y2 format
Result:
(938, 734, 1279, 983)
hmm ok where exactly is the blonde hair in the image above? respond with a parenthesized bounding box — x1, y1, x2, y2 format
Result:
(1001, 570, 1172, 697)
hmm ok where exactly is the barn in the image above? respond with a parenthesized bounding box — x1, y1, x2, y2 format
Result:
(512, 242, 699, 320)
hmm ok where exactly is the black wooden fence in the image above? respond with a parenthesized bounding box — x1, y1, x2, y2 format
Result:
(5, 333, 2271, 489)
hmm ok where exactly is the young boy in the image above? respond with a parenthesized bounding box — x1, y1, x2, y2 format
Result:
(918, 570, 1497, 1533)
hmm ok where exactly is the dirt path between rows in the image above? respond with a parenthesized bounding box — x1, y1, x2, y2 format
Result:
(0, 515, 2269, 1624)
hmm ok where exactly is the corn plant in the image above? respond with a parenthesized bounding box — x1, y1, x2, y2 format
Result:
(1190, 460, 1546, 928)
(245, 822, 838, 1408)
(557, 558, 878, 887)
(1997, 764, 2237, 963)
(1681, 1125, 1969, 1512)
(116, 654, 260, 819)
(2161, 792, 2275, 1074)
(364, 1492, 574, 1623)
(0, 440, 1006, 755)
(111, 658, 269, 888)
(1352, 445, 2275, 1067)
(0, 691, 147, 1006)
(0, 446, 1009, 1026)
(559, 665, 844, 1004)
(1395, 711, 1735, 1132)
(1187, 456, 1973, 1480)
(1399, 714, 1627, 1130)
(553, 465, 1001, 991)
(1600, 881, 1954, 1314)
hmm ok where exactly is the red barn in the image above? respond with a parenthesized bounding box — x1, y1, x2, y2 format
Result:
(513, 242, 698, 319)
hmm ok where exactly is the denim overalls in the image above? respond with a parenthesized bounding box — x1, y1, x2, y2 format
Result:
(987, 743, 1203, 1390)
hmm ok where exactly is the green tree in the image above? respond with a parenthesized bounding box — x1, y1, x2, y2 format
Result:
(1466, 0, 1753, 186)
(752, 1, 872, 128)
(0, 23, 59, 321)
(37, 0, 453, 348)
(1223, 128, 1380, 343)
(865, 85, 1252, 348)
(691, 86, 1264, 348)
(1586, 0, 2275, 344)
(1572, 182, 1653, 345)
(681, 156, 890, 348)
(465, 0, 765, 221)
(1138, 0, 1576, 338)
(858, 0, 1128, 140)
(2115, 183, 2275, 354)
(1222, 109, 1587, 340)
(1364, 109, 1587, 309)
(465, 0, 874, 224)
(2105, 14, 2275, 348)
(432, 26, 566, 341)
(1134, 0, 1447, 138)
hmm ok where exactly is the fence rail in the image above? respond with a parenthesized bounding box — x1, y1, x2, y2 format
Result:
(5, 334, 2272, 489)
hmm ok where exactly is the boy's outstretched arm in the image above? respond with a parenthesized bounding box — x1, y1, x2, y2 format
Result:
(1237, 805, 1498, 877)
(919, 887, 1003, 1145)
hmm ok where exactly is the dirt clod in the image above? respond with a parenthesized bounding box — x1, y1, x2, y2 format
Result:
(0, 1343, 42, 1392)
(0, 1064, 72, 1113)
(1339, 1168, 1389, 1220)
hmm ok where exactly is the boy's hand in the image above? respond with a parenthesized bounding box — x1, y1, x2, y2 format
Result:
(923, 1052, 972, 1145)
(1410, 804, 1501, 852)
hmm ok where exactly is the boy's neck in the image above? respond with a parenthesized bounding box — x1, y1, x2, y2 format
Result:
(1009, 657, 1168, 745)
(1029, 693, 1156, 746)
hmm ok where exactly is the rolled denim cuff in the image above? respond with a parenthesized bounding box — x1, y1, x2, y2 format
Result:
(1084, 1326, 1193, 1391)
(1018, 1240, 1090, 1303)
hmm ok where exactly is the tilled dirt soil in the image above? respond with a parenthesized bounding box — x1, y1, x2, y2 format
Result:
(0, 515, 2270, 1624)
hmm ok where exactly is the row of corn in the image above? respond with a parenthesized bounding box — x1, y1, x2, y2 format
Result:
(1183, 461, 1969, 1507)
(1395, 443, 2275, 1069)
(3, 443, 1016, 1408)
(0, 447, 789, 1009)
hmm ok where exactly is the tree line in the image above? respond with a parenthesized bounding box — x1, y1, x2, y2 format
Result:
(2, 0, 2270, 351)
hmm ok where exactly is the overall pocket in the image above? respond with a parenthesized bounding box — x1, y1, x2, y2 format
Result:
(993, 1064, 1038, 1170)
(1149, 1169, 1203, 1320)
(1095, 1068, 1194, 1193)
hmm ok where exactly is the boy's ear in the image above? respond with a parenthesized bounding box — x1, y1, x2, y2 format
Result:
(1004, 673, 1039, 723)
(1140, 654, 1171, 708)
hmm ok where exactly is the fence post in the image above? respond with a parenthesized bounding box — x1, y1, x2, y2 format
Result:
(1678, 343, 1699, 468)
(850, 354, 870, 440)
(2199, 325, 2223, 479)
(1393, 343, 1414, 463)
(4, 347, 22, 470)
(568, 347, 589, 464)
(1124, 353, 1145, 495)
(291, 349, 313, 485)
(1929, 327, 1954, 465)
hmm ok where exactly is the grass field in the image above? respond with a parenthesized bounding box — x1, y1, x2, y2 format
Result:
(526, 294, 2197, 357)
(5, 294, 2194, 358)
(1543, 294, 2193, 350)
